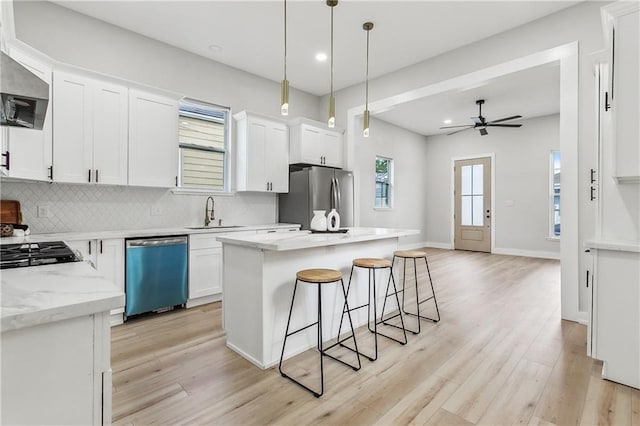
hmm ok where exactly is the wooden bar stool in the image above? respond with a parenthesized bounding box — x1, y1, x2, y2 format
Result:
(339, 258, 407, 362)
(384, 250, 440, 334)
(278, 268, 361, 398)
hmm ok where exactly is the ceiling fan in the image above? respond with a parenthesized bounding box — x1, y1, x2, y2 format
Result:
(440, 99, 522, 136)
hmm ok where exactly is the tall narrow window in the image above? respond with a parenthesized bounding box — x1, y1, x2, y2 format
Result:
(375, 156, 393, 208)
(178, 99, 230, 191)
(460, 164, 484, 226)
(550, 151, 561, 237)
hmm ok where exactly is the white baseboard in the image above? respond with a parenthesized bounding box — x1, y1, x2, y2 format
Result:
(186, 293, 221, 308)
(422, 241, 455, 250)
(492, 247, 560, 260)
(226, 341, 268, 370)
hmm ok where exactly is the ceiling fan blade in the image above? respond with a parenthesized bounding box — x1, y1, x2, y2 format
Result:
(486, 115, 522, 124)
(479, 128, 488, 136)
(440, 125, 474, 129)
(471, 116, 483, 125)
(486, 124, 522, 128)
(447, 127, 474, 136)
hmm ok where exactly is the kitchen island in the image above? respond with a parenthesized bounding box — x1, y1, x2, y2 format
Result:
(1, 261, 124, 425)
(217, 227, 419, 368)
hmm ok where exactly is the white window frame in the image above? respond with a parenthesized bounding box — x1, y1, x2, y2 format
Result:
(177, 98, 231, 193)
(374, 156, 393, 210)
(549, 150, 561, 239)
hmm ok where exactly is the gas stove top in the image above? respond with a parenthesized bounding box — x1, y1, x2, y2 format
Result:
(0, 241, 80, 269)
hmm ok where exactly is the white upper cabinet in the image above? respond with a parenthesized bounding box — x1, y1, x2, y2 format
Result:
(1, 48, 52, 181)
(234, 111, 289, 193)
(53, 71, 128, 185)
(289, 118, 344, 169)
(602, 2, 640, 183)
(128, 89, 179, 188)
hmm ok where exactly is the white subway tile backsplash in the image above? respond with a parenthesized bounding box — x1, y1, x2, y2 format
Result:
(1, 181, 277, 234)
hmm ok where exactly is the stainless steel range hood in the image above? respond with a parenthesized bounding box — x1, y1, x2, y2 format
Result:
(0, 51, 49, 130)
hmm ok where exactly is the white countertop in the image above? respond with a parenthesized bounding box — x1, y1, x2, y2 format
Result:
(216, 227, 419, 251)
(0, 223, 300, 245)
(585, 239, 640, 253)
(1, 261, 125, 332)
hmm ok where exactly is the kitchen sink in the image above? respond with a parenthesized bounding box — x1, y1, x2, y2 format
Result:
(185, 225, 244, 230)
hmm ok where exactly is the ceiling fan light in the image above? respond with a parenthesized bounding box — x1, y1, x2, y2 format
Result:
(280, 79, 289, 116)
(363, 109, 370, 137)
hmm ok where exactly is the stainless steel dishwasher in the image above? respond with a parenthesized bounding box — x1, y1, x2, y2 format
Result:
(125, 235, 188, 320)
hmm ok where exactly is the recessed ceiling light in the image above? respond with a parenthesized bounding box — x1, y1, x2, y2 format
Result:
(315, 52, 328, 62)
(443, 119, 452, 124)
(208, 44, 223, 52)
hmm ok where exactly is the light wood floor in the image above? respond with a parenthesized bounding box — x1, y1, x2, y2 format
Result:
(111, 248, 640, 425)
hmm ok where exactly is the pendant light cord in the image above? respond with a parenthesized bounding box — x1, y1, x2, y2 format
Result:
(365, 27, 370, 109)
(283, 0, 287, 80)
(330, 5, 334, 96)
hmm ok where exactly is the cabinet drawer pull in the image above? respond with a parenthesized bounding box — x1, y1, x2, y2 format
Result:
(100, 240, 103, 254)
(88, 169, 92, 182)
(48, 165, 53, 180)
(88, 241, 92, 255)
(95, 169, 99, 183)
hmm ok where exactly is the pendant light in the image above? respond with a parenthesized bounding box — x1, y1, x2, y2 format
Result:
(362, 22, 373, 137)
(327, 0, 338, 128)
(280, 0, 289, 116)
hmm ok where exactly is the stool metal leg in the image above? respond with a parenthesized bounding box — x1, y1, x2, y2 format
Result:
(280, 277, 361, 398)
(379, 262, 408, 344)
(402, 256, 441, 333)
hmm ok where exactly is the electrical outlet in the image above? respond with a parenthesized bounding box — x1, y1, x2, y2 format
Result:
(150, 205, 162, 216)
(37, 204, 51, 218)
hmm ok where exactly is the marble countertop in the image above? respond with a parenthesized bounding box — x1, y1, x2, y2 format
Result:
(216, 227, 419, 251)
(0, 223, 300, 245)
(1, 261, 125, 332)
(585, 239, 640, 253)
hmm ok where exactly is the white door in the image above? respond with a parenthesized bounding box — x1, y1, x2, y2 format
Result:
(299, 125, 323, 165)
(96, 239, 125, 315)
(93, 83, 128, 185)
(128, 90, 178, 187)
(454, 157, 491, 252)
(265, 122, 289, 192)
(321, 130, 343, 168)
(246, 118, 267, 191)
(189, 247, 222, 299)
(4, 49, 52, 181)
(53, 71, 93, 183)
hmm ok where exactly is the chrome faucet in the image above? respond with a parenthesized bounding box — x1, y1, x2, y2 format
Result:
(204, 196, 215, 227)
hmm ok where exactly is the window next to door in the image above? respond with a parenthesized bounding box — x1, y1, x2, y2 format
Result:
(375, 156, 393, 209)
(178, 99, 230, 192)
(549, 150, 561, 238)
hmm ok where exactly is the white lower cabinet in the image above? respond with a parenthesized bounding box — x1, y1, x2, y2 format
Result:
(1, 311, 112, 425)
(67, 238, 125, 319)
(188, 233, 223, 307)
(589, 246, 640, 389)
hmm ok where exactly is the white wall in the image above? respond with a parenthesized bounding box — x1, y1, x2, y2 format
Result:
(4, 0, 323, 234)
(354, 117, 429, 247)
(423, 114, 560, 258)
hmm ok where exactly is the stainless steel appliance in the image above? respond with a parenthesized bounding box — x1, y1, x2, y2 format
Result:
(0, 241, 79, 269)
(0, 51, 49, 130)
(125, 236, 188, 320)
(278, 166, 354, 230)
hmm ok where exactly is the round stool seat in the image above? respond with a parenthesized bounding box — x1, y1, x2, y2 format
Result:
(296, 268, 343, 283)
(394, 250, 427, 259)
(353, 258, 392, 269)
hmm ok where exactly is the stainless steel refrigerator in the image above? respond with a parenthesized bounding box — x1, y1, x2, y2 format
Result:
(278, 166, 354, 230)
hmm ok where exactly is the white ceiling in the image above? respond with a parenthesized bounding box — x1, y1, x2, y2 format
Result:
(52, 0, 578, 96)
(376, 62, 560, 136)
